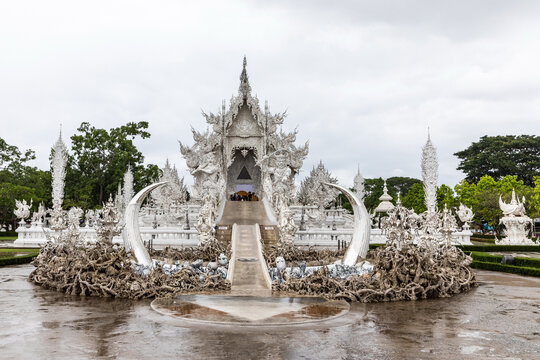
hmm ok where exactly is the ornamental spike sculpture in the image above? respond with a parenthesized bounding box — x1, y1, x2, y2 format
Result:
(238, 56, 252, 98)
(51, 130, 68, 209)
(123, 165, 134, 206)
(421, 130, 438, 213)
(353, 166, 365, 201)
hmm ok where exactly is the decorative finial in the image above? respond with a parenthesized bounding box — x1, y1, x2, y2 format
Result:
(239, 56, 251, 98)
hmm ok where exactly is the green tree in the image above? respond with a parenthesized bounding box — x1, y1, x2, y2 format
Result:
(402, 182, 426, 213)
(454, 180, 477, 208)
(0, 137, 50, 230)
(454, 135, 540, 186)
(471, 175, 500, 228)
(362, 176, 420, 212)
(386, 177, 422, 198)
(69, 122, 159, 206)
(363, 178, 385, 212)
(0, 137, 35, 171)
(530, 176, 540, 219)
(436, 184, 458, 210)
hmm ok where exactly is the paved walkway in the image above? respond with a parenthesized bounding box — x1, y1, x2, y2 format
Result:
(230, 224, 271, 296)
(218, 201, 273, 225)
(219, 201, 272, 295)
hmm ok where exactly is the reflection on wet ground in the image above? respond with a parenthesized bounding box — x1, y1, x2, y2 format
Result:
(1, 265, 539, 359)
(151, 295, 349, 325)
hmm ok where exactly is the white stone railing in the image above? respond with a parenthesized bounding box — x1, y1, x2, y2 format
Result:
(14, 225, 200, 248)
(15, 223, 471, 248)
(294, 228, 471, 248)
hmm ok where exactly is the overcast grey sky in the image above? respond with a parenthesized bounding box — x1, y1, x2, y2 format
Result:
(1, 1, 539, 188)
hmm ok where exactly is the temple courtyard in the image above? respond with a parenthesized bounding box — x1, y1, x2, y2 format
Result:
(1, 265, 539, 359)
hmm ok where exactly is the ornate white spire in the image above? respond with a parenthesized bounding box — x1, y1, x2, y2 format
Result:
(353, 165, 365, 201)
(123, 165, 134, 205)
(374, 180, 394, 213)
(421, 130, 438, 213)
(238, 56, 251, 98)
(51, 129, 68, 208)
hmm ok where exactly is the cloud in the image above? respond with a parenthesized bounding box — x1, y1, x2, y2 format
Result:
(1, 0, 539, 190)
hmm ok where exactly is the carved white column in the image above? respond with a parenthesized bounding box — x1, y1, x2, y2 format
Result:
(51, 130, 68, 209)
(421, 132, 438, 213)
(123, 165, 134, 205)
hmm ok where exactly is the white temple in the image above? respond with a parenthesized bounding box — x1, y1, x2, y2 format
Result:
(14, 60, 474, 248)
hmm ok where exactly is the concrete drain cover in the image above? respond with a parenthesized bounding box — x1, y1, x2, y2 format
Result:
(237, 257, 258, 262)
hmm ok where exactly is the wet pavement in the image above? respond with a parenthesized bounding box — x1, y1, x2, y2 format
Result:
(1, 264, 539, 359)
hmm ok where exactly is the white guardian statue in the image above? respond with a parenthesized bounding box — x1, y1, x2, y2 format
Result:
(497, 189, 536, 245)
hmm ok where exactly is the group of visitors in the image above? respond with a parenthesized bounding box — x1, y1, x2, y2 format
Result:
(230, 191, 259, 201)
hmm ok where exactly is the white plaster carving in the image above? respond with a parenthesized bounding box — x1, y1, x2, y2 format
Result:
(96, 195, 123, 243)
(353, 166, 365, 201)
(456, 203, 474, 230)
(123, 165, 134, 206)
(14, 199, 32, 224)
(496, 189, 536, 245)
(421, 131, 438, 213)
(51, 130, 68, 209)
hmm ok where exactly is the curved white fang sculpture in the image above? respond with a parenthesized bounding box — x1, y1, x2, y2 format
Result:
(124, 182, 168, 266)
(325, 182, 371, 266)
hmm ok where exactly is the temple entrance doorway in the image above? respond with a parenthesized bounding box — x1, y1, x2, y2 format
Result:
(226, 148, 261, 199)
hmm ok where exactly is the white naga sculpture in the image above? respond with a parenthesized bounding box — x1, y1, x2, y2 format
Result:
(496, 189, 536, 245)
(326, 183, 371, 265)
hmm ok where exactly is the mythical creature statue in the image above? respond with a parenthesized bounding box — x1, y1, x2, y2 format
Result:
(497, 189, 536, 245)
(278, 205, 298, 244)
(96, 196, 123, 243)
(195, 195, 216, 244)
(14, 199, 32, 224)
(499, 189, 527, 217)
(31, 202, 47, 225)
(67, 207, 84, 227)
(439, 204, 458, 246)
(381, 196, 419, 249)
(85, 209, 98, 228)
(456, 203, 474, 230)
(48, 205, 68, 232)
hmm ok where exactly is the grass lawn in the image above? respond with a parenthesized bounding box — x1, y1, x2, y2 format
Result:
(0, 248, 39, 253)
(0, 236, 17, 241)
(0, 248, 39, 266)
